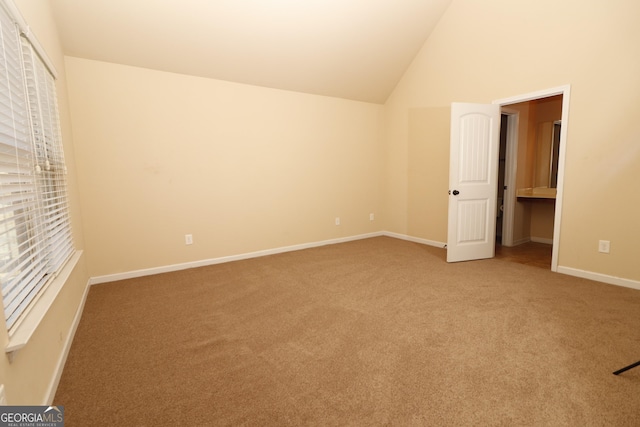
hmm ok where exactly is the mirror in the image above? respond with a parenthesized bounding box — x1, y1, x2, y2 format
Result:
(549, 121, 561, 188)
(534, 120, 561, 188)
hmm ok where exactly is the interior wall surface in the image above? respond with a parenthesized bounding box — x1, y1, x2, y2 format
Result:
(65, 57, 384, 278)
(383, 0, 640, 281)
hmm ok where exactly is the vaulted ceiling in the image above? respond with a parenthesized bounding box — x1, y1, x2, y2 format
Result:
(50, 0, 452, 104)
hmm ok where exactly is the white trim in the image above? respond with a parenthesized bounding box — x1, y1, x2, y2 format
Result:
(552, 89, 571, 272)
(90, 233, 385, 285)
(86, 231, 639, 297)
(90, 232, 448, 285)
(512, 237, 532, 246)
(557, 266, 640, 291)
(44, 277, 91, 405)
(493, 85, 569, 106)
(531, 237, 553, 245)
(382, 231, 446, 248)
(0, 0, 58, 78)
(500, 109, 519, 247)
(5, 251, 83, 355)
(493, 84, 571, 273)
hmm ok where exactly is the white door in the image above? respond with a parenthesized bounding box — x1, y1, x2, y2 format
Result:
(447, 103, 500, 263)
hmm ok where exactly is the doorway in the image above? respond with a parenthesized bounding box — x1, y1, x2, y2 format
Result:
(496, 114, 508, 245)
(493, 85, 571, 272)
(495, 110, 554, 270)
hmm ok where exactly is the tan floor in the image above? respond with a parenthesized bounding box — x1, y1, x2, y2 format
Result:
(55, 237, 640, 426)
(495, 241, 552, 269)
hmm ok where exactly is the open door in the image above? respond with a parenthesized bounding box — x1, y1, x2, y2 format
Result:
(447, 103, 500, 262)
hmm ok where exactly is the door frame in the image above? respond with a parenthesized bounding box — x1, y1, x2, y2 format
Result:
(493, 85, 571, 272)
(499, 108, 519, 247)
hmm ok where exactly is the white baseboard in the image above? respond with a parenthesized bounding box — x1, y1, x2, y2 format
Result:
(531, 237, 553, 245)
(89, 231, 448, 286)
(557, 266, 640, 291)
(89, 232, 386, 285)
(381, 231, 446, 249)
(511, 237, 531, 246)
(88, 232, 639, 293)
(510, 237, 553, 246)
(44, 277, 91, 405)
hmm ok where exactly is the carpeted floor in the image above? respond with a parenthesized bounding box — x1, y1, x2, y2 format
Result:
(54, 237, 640, 426)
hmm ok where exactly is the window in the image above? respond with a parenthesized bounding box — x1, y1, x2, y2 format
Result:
(0, 2, 73, 331)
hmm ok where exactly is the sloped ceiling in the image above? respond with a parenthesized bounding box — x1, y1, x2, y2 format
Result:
(50, 0, 452, 104)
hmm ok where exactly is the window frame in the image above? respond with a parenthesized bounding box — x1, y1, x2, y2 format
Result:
(0, 0, 75, 340)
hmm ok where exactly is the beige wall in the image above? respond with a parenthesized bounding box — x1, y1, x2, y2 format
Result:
(0, 0, 89, 405)
(384, 0, 640, 281)
(407, 107, 449, 242)
(64, 57, 384, 277)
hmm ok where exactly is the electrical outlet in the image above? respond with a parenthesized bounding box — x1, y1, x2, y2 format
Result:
(369, 213, 374, 221)
(335, 217, 340, 226)
(598, 240, 610, 254)
(185, 234, 193, 245)
(0, 384, 7, 405)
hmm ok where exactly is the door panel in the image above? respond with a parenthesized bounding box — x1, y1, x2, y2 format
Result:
(447, 103, 500, 263)
(457, 199, 488, 243)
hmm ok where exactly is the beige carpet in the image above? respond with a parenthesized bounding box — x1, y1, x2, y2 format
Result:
(54, 237, 640, 426)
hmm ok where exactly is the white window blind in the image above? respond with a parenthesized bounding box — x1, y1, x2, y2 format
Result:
(0, 3, 73, 331)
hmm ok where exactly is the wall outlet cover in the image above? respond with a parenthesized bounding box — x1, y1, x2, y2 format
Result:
(598, 240, 610, 254)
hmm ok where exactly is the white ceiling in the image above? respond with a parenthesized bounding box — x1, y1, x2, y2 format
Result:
(50, 0, 452, 104)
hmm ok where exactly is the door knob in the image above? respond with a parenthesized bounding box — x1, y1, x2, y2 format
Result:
(452, 190, 460, 195)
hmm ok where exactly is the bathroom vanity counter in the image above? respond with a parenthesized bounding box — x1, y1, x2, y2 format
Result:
(517, 187, 556, 199)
